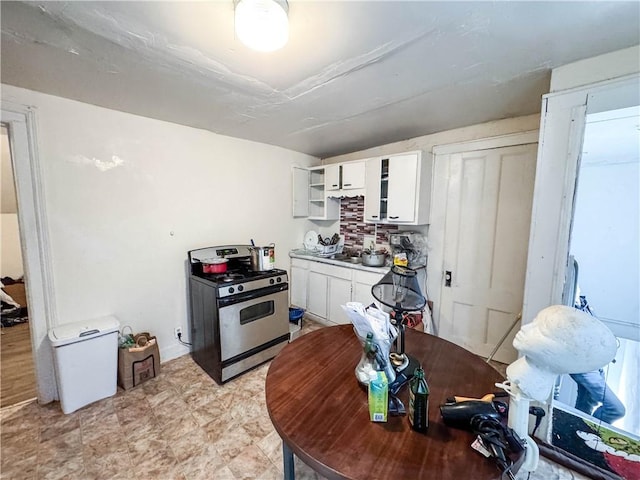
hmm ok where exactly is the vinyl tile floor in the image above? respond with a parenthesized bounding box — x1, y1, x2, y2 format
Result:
(0, 319, 587, 480)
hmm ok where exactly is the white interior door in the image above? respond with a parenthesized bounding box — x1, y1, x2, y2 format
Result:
(438, 143, 537, 363)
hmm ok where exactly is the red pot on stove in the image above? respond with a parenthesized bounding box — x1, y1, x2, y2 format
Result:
(202, 258, 228, 274)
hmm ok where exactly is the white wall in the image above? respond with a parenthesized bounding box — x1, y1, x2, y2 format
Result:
(323, 114, 541, 164)
(1, 214, 24, 279)
(1, 127, 24, 279)
(550, 45, 640, 93)
(1, 85, 317, 369)
(574, 162, 639, 323)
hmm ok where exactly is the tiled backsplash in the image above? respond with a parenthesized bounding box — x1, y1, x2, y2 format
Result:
(339, 196, 398, 251)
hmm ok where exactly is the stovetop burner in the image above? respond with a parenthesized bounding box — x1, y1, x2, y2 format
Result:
(194, 267, 288, 286)
(215, 273, 244, 282)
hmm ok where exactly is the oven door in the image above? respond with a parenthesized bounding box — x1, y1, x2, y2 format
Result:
(217, 285, 289, 361)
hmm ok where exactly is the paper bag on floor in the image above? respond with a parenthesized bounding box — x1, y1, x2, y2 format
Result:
(117, 335, 161, 389)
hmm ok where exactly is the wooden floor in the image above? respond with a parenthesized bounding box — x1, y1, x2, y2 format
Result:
(1, 322, 37, 407)
(1, 282, 37, 407)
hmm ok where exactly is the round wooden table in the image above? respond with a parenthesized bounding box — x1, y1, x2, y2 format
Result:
(265, 324, 514, 480)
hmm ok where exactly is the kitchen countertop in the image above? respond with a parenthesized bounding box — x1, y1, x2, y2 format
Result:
(289, 250, 390, 274)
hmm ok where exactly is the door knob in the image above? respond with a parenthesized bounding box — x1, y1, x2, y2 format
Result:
(445, 271, 452, 287)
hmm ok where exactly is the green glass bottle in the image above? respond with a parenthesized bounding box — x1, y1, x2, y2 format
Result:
(364, 332, 374, 357)
(409, 367, 429, 432)
(355, 332, 377, 385)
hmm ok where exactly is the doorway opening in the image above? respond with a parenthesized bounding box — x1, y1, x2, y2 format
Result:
(556, 105, 640, 437)
(1, 123, 37, 407)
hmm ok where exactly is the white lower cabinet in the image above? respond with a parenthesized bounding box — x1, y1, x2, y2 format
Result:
(290, 258, 309, 309)
(352, 270, 386, 307)
(307, 270, 328, 318)
(290, 258, 385, 326)
(327, 275, 352, 325)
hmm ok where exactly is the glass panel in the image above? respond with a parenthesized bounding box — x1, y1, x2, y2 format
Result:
(239, 300, 275, 325)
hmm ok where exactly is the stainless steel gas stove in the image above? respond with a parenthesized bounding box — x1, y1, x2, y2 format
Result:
(187, 245, 289, 384)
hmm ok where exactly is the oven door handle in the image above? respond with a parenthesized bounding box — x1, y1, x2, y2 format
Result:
(218, 283, 288, 307)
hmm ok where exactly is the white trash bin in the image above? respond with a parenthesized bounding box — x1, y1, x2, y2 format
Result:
(49, 316, 120, 414)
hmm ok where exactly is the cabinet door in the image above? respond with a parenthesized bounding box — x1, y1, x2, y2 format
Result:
(328, 276, 352, 325)
(341, 161, 365, 190)
(325, 164, 341, 191)
(307, 271, 328, 319)
(290, 263, 308, 308)
(352, 271, 385, 306)
(387, 153, 419, 222)
(292, 166, 309, 217)
(365, 157, 383, 221)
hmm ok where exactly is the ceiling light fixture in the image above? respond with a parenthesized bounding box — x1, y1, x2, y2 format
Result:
(234, 0, 289, 52)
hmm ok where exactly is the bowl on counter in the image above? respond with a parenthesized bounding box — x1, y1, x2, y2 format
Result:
(361, 251, 387, 267)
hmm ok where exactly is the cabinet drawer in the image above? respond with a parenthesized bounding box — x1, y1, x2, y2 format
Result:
(308, 262, 353, 280)
(353, 270, 385, 285)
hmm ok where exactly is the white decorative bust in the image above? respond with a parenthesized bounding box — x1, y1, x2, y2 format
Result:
(506, 305, 617, 402)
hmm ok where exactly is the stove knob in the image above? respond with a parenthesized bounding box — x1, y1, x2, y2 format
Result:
(269, 278, 275, 285)
(238, 285, 244, 292)
(228, 287, 235, 294)
(276, 277, 282, 283)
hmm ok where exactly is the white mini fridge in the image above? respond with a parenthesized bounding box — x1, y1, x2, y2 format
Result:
(48, 316, 120, 414)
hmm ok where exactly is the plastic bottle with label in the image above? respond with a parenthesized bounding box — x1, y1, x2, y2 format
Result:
(408, 367, 429, 432)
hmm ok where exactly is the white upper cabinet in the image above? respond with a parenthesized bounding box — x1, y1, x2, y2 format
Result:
(387, 153, 419, 222)
(293, 152, 430, 223)
(309, 166, 340, 220)
(292, 165, 339, 220)
(325, 164, 341, 191)
(365, 150, 433, 225)
(364, 158, 384, 221)
(341, 161, 365, 190)
(325, 161, 365, 196)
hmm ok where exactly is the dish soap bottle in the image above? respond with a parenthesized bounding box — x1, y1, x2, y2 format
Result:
(409, 367, 429, 432)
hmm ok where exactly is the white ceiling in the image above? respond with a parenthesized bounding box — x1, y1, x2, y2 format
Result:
(1, 1, 639, 158)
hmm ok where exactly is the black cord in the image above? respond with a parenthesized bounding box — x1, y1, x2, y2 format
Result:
(472, 416, 517, 480)
(177, 332, 192, 346)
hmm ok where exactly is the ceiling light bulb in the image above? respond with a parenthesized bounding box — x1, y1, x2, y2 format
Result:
(235, 0, 289, 52)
